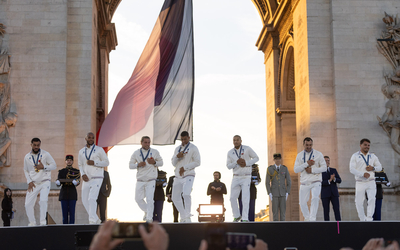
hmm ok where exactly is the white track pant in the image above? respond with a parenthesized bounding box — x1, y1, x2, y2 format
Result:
(82, 178, 103, 224)
(299, 182, 321, 221)
(172, 176, 194, 220)
(25, 181, 50, 226)
(135, 180, 156, 221)
(230, 176, 251, 221)
(355, 180, 376, 221)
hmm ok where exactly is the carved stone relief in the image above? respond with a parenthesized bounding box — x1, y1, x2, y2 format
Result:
(0, 24, 17, 167)
(377, 13, 400, 155)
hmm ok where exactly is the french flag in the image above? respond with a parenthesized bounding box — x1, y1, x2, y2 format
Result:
(98, 0, 194, 147)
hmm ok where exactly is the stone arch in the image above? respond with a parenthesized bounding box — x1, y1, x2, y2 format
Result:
(279, 37, 295, 111)
(251, 0, 278, 23)
(275, 36, 299, 221)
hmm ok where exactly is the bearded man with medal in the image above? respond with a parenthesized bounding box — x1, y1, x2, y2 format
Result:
(78, 132, 109, 224)
(171, 131, 201, 223)
(294, 137, 327, 221)
(129, 136, 163, 223)
(226, 135, 259, 222)
(349, 138, 382, 221)
(23, 137, 57, 226)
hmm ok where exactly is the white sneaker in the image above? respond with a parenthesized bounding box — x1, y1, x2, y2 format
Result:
(146, 219, 153, 223)
(28, 222, 36, 227)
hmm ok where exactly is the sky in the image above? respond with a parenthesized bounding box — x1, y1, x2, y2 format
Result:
(106, 0, 268, 223)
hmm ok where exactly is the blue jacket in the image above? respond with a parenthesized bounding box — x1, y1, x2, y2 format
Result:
(321, 167, 341, 198)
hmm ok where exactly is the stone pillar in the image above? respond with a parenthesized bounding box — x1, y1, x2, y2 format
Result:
(0, 0, 119, 226)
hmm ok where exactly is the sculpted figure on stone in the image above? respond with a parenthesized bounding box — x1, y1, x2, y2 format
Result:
(377, 13, 400, 155)
(379, 83, 400, 154)
(0, 24, 17, 167)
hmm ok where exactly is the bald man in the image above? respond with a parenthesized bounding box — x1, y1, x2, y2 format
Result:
(78, 132, 109, 224)
(227, 135, 259, 222)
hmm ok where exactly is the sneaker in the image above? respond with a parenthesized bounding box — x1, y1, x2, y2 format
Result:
(146, 219, 153, 223)
(241, 220, 249, 222)
(233, 217, 241, 222)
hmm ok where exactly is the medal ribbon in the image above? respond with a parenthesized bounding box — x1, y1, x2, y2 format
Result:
(234, 145, 243, 159)
(361, 154, 370, 167)
(303, 150, 314, 163)
(31, 150, 41, 165)
(85, 145, 95, 160)
(179, 142, 190, 153)
(140, 148, 151, 162)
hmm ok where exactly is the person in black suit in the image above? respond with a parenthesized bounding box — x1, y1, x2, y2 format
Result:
(321, 156, 341, 221)
(166, 175, 180, 222)
(97, 170, 112, 223)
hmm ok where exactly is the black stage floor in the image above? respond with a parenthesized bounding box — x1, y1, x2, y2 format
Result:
(0, 221, 399, 250)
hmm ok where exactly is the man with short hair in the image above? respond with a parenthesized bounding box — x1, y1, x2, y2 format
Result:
(321, 156, 341, 221)
(24, 138, 57, 226)
(350, 138, 382, 221)
(130, 136, 163, 223)
(294, 137, 327, 221)
(171, 131, 201, 223)
(207, 171, 227, 205)
(78, 132, 109, 224)
(227, 135, 259, 222)
(56, 155, 80, 224)
(266, 153, 291, 221)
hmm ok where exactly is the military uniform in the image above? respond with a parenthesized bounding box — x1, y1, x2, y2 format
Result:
(57, 166, 80, 224)
(373, 171, 390, 221)
(266, 164, 291, 221)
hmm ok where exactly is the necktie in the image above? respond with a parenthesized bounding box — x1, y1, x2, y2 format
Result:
(277, 166, 280, 171)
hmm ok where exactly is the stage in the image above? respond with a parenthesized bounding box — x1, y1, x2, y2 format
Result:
(0, 221, 399, 250)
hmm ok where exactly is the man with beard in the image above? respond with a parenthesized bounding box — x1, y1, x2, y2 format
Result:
(350, 138, 382, 221)
(294, 137, 326, 221)
(24, 138, 57, 226)
(227, 135, 259, 222)
(207, 171, 227, 205)
(171, 131, 201, 223)
(129, 136, 163, 223)
(78, 132, 109, 224)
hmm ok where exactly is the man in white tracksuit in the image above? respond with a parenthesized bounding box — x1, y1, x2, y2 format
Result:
(227, 135, 259, 222)
(294, 137, 327, 221)
(24, 137, 57, 226)
(78, 132, 109, 224)
(349, 138, 382, 221)
(171, 131, 201, 223)
(129, 136, 163, 222)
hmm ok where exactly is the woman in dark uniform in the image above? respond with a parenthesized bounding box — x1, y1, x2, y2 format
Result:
(56, 155, 80, 224)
